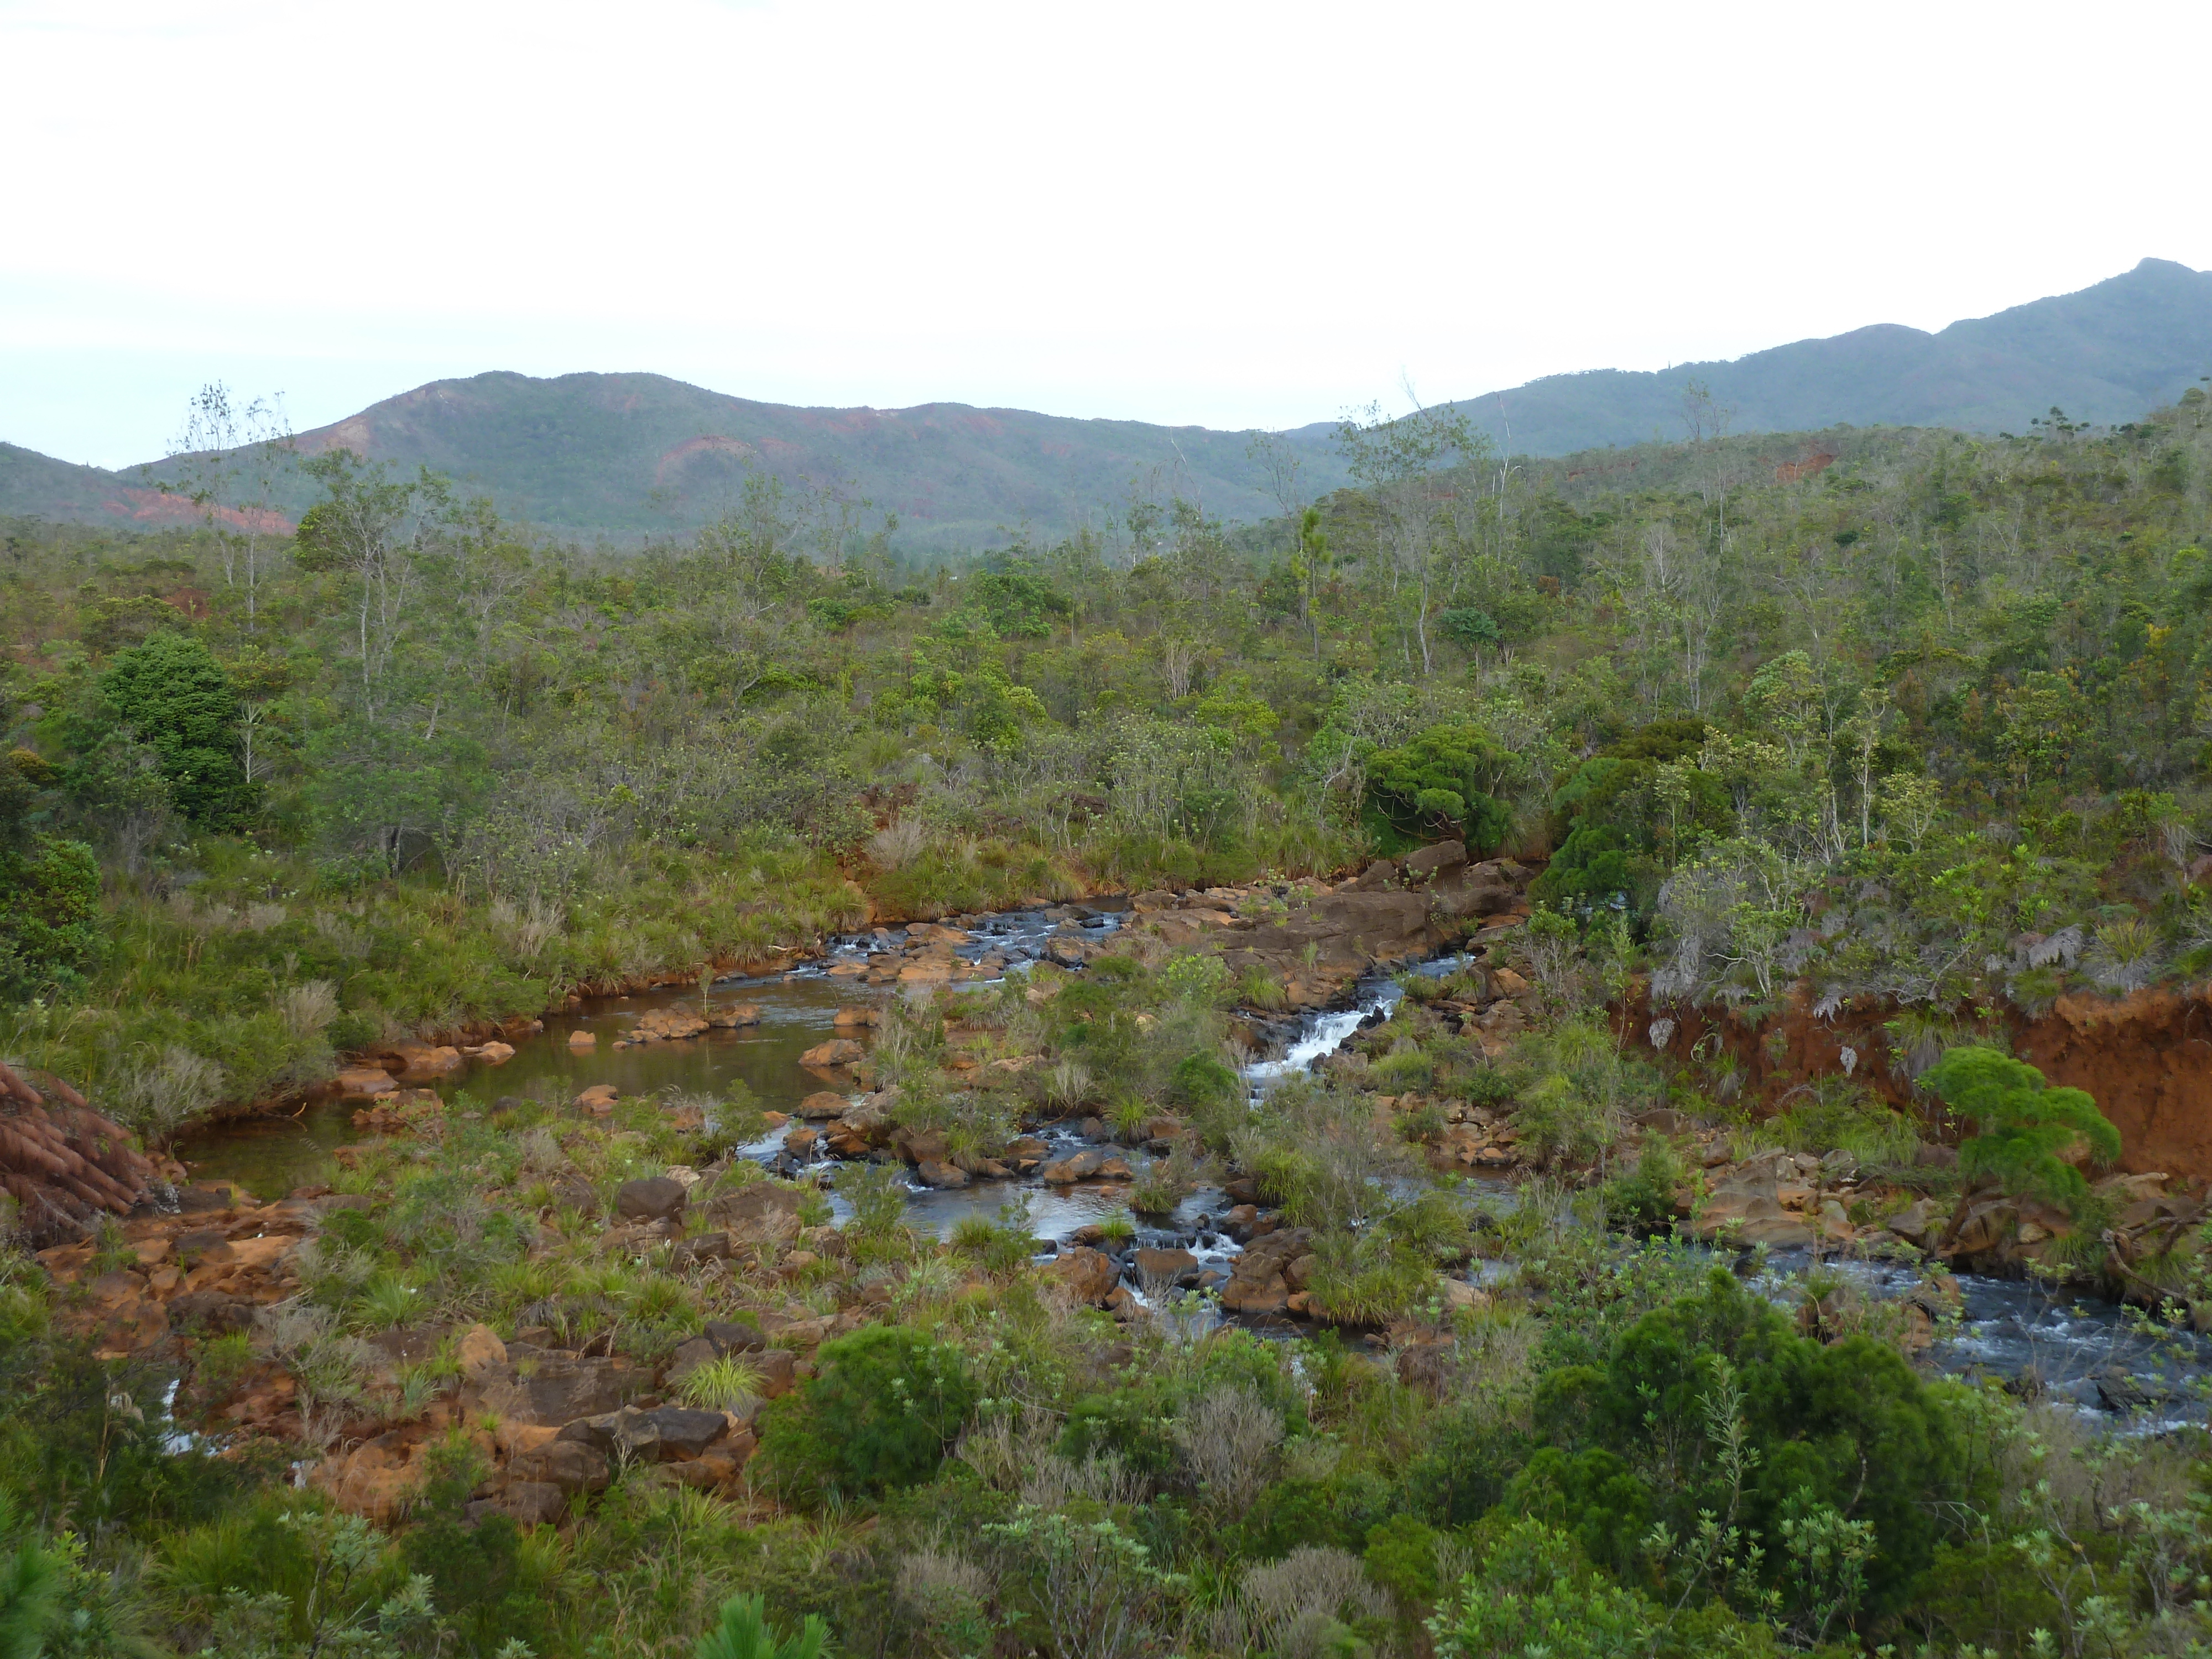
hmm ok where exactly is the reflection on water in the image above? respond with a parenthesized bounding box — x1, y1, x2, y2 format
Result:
(175, 905, 1116, 1196)
(176, 972, 885, 1194)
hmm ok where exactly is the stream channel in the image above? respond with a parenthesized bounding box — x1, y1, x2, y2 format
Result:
(176, 904, 2210, 1430)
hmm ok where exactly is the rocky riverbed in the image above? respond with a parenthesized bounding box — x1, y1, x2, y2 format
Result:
(20, 848, 2212, 1537)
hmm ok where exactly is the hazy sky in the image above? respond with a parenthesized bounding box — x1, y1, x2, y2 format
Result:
(5, 0, 2206, 467)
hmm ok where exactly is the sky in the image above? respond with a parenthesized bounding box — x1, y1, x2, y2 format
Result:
(4, 0, 2208, 468)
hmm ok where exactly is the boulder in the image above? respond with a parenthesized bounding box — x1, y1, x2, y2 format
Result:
(708, 1003, 764, 1028)
(314, 1436, 421, 1525)
(752, 1349, 798, 1398)
(1692, 1188, 1814, 1248)
(1400, 839, 1468, 880)
(381, 1042, 464, 1078)
(1437, 1277, 1490, 1313)
(799, 1038, 864, 1068)
(1947, 1197, 2018, 1258)
(168, 1289, 254, 1334)
(615, 1177, 687, 1223)
(1039, 1149, 1104, 1185)
(567, 1029, 598, 1048)
(335, 1067, 399, 1099)
(916, 1160, 970, 1189)
(470, 1481, 567, 1527)
(507, 1437, 611, 1495)
(665, 1335, 718, 1385)
(797, 1091, 851, 1120)
(1886, 1198, 1943, 1247)
(704, 1319, 768, 1354)
(573, 1084, 618, 1112)
(456, 1323, 507, 1380)
(695, 1181, 805, 1244)
(558, 1406, 662, 1463)
(1220, 1259, 1287, 1315)
(471, 1354, 643, 1426)
(1049, 1246, 1121, 1304)
(1132, 1247, 1197, 1281)
(641, 1407, 727, 1460)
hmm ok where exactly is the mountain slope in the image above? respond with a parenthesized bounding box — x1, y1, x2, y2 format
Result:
(4, 259, 2208, 544)
(1391, 258, 2212, 455)
(260, 374, 1347, 551)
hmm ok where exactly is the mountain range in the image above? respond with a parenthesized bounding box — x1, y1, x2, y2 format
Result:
(4, 258, 2207, 549)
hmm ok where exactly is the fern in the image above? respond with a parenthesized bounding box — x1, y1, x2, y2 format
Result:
(693, 1593, 831, 1659)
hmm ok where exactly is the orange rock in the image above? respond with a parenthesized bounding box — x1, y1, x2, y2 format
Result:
(335, 1066, 399, 1098)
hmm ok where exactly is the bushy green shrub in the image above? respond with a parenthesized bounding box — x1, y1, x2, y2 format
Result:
(0, 836, 103, 1005)
(1600, 1141, 1685, 1236)
(758, 1327, 978, 1500)
(1361, 722, 1520, 854)
(1534, 1269, 1960, 1618)
(1924, 1045, 2120, 1209)
(1428, 1519, 1662, 1659)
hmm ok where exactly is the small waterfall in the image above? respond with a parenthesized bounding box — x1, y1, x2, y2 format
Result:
(1241, 965, 1440, 1085)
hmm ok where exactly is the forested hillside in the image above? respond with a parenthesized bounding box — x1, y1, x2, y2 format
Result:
(3, 388, 2212, 1658)
(0, 372, 1349, 550)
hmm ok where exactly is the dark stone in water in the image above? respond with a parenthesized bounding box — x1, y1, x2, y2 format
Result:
(2094, 1368, 2164, 1413)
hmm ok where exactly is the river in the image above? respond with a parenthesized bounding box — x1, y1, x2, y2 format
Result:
(174, 912, 2208, 1425)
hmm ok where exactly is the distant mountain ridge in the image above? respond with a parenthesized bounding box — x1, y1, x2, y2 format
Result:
(4, 258, 2207, 546)
(1392, 257, 2212, 456)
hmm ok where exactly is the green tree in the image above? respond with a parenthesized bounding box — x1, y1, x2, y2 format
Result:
(97, 633, 254, 826)
(294, 452, 451, 722)
(1534, 1270, 1959, 1619)
(1361, 722, 1520, 854)
(1923, 1045, 2120, 1209)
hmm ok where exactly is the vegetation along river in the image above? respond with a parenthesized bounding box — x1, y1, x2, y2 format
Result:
(175, 907, 2211, 1430)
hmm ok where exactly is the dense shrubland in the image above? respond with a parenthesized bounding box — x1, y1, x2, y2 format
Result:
(4, 397, 2212, 1656)
(7, 401, 2212, 1129)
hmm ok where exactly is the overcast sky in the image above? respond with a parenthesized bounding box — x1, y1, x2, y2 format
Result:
(4, 0, 2206, 467)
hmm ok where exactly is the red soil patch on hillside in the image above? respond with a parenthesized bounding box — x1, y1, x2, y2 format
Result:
(652, 435, 756, 486)
(100, 490, 294, 534)
(1775, 451, 1837, 483)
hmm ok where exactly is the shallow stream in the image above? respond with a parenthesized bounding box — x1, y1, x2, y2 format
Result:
(174, 912, 2209, 1425)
